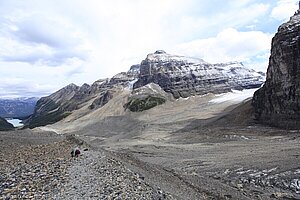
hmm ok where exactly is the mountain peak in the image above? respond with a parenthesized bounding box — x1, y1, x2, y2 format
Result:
(62, 83, 79, 91)
(154, 50, 167, 54)
(281, 6, 300, 31)
(135, 52, 264, 98)
(145, 51, 207, 65)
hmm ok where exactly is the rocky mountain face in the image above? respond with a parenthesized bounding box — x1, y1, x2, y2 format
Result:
(26, 51, 264, 128)
(252, 13, 300, 129)
(26, 68, 140, 128)
(0, 97, 38, 118)
(134, 50, 264, 98)
(0, 117, 14, 131)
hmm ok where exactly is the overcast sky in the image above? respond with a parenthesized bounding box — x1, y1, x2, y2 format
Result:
(0, 0, 298, 98)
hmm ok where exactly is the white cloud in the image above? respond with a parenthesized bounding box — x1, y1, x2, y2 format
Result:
(215, 3, 270, 28)
(0, 14, 91, 66)
(174, 28, 273, 71)
(271, 0, 298, 21)
(0, 0, 287, 97)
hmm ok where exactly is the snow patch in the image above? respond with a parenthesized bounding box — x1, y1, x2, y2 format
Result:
(147, 52, 207, 65)
(209, 88, 259, 103)
(6, 118, 23, 127)
(224, 134, 251, 140)
(128, 79, 138, 90)
(38, 126, 62, 135)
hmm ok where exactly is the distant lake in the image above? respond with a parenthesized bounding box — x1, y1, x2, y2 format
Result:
(6, 118, 23, 127)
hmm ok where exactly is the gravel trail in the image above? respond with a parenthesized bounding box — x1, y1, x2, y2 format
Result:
(53, 150, 173, 200)
(0, 131, 173, 200)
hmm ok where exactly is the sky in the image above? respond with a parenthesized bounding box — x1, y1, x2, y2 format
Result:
(0, 0, 298, 98)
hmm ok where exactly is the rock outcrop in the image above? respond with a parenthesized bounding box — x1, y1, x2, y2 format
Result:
(134, 51, 264, 98)
(252, 13, 300, 129)
(124, 83, 168, 112)
(26, 82, 108, 128)
(89, 90, 114, 110)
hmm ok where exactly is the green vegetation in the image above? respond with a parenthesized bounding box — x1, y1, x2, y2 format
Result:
(125, 96, 166, 112)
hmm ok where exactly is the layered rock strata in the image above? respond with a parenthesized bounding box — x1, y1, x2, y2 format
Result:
(134, 51, 264, 98)
(252, 13, 300, 129)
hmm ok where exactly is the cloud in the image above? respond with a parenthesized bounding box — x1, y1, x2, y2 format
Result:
(170, 2, 270, 40)
(0, 77, 55, 98)
(0, 0, 289, 97)
(174, 28, 273, 71)
(0, 13, 91, 66)
(0, 60, 86, 98)
(271, 0, 298, 21)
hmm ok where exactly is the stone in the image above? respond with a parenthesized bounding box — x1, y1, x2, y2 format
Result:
(270, 192, 289, 198)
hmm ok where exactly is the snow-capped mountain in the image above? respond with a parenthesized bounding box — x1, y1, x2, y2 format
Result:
(0, 97, 38, 118)
(26, 51, 265, 128)
(134, 50, 265, 98)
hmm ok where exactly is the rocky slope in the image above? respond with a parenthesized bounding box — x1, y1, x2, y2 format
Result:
(26, 68, 139, 128)
(0, 97, 38, 118)
(252, 13, 300, 129)
(0, 117, 14, 131)
(134, 50, 264, 98)
(26, 51, 264, 128)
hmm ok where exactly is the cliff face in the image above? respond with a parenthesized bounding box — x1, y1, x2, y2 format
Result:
(252, 14, 300, 129)
(134, 51, 264, 98)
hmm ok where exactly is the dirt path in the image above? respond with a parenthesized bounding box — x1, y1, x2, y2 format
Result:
(52, 149, 173, 199)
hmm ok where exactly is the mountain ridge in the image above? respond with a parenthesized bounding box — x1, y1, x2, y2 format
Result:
(0, 97, 38, 118)
(26, 51, 265, 128)
(134, 51, 264, 98)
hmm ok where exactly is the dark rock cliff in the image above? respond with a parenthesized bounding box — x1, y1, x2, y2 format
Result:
(252, 14, 300, 129)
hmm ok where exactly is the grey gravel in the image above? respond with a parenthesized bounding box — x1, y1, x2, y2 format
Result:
(52, 150, 173, 200)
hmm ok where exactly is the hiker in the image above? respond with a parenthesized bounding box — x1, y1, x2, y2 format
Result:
(71, 147, 81, 157)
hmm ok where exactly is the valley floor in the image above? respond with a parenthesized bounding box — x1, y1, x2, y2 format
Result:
(1, 125, 300, 199)
(1, 95, 300, 199)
